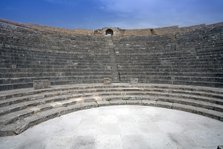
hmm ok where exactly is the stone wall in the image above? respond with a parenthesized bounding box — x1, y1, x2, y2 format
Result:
(0, 19, 223, 90)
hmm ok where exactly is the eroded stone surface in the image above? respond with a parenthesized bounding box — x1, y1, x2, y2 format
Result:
(33, 80, 51, 90)
(103, 78, 112, 85)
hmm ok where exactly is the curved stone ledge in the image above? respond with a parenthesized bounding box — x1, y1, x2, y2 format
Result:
(0, 83, 222, 137)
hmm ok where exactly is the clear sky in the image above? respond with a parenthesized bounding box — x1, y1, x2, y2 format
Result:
(0, 0, 223, 29)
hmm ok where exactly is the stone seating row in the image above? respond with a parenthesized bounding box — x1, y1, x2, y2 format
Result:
(0, 83, 222, 136)
(117, 66, 223, 74)
(0, 67, 112, 73)
(119, 75, 223, 87)
(0, 76, 112, 91)
(0, 71, 112, 78)
(0, 74, 112, 83)
(1, 52, 111, 60)
(114, 46, 222, 53)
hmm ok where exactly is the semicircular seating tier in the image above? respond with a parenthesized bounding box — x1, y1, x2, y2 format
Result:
(0, 83, 223, 136)
(0, 20, 223, 136)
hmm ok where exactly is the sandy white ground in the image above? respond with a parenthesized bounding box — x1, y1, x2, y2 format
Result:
(0, 105, 223, 149)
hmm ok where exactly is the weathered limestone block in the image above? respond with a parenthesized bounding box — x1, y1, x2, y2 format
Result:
(103, 78, 112, 84)
(33, 80, 51, 90)
(130, 78, 138, 84)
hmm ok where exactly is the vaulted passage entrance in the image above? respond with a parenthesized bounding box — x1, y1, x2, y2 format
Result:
(105, 29, 113, 36)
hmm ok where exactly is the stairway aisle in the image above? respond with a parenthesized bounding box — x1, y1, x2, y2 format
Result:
(105, 37, 119, 83)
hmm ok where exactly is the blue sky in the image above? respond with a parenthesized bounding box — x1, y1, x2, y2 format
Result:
(0, 0, 223, 29)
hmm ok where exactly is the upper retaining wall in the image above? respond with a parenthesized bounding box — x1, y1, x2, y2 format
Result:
(0, 19, 223, 90)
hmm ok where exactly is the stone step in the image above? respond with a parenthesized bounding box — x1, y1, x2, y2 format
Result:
(0, 104, 52, 125)
(120, 78, 223, 87)
(0, 87, 223, 107)
(0, 87, 222, 109)
(118, 71, 223, 76)
(0, 83, 33, 91)
(0, 61, 113, 67)
(0, 72, 112, 78)
(117, 66, 223, 71)
(1, 83, 223, 100)
(117, 62, 223, 66)
(0, 90, 223, 125)
(0, 69, 111, 74)
(119, 75, 223, 82)
(0, 75, 112, 84)
(0, 79, 112, 91)
(0, 97, 222, 136)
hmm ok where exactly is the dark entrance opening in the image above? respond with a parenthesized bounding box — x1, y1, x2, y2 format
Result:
(105, 29, 113, 36)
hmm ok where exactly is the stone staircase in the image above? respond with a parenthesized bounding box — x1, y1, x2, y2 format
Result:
(105, 37, 119, 82)
(0, 83, 222, 136)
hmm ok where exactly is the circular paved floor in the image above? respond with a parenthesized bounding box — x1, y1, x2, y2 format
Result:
(0, 106, 223, 149)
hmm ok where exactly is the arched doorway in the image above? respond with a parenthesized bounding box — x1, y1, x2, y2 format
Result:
(105, 29, 113, 36)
